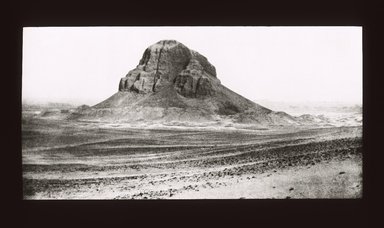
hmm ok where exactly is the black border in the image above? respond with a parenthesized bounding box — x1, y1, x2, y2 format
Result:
(7, 0, 383, 227)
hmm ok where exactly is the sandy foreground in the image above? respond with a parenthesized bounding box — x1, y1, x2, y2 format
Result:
(172, 158, 362, 199)
(22, 119, 362, 199)
(26, 156, 361, 199)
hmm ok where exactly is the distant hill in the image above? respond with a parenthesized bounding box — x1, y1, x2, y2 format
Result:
(253, 100, 362, 127)
(70, 40, 303, 127)
(254, 100, 362, 116)
(22, 102, 76, 111)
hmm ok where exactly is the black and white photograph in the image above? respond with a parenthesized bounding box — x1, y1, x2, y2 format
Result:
(22, 26, 362, 199)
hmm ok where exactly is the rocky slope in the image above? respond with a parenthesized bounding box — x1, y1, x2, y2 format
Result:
(72, 40, 301, 127)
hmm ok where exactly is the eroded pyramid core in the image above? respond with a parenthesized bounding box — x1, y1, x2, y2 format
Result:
(118, 40, 221, 98)
(77, 39, 301, 126)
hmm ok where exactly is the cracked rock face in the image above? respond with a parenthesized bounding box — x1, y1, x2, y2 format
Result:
(118, 40, 220, 97)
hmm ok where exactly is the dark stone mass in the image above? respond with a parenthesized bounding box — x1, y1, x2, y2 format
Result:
(118, 40, 220, 97)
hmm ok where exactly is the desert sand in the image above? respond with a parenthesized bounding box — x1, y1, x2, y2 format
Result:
(22, 117, 362, 199)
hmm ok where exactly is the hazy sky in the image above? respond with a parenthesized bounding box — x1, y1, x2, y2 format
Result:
(22, 27, 362, 106)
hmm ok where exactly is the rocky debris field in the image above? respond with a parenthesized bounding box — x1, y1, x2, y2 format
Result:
(22, 118, 362, 199)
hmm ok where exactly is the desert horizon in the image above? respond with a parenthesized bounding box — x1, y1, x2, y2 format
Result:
(22, 28, 362, 199)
